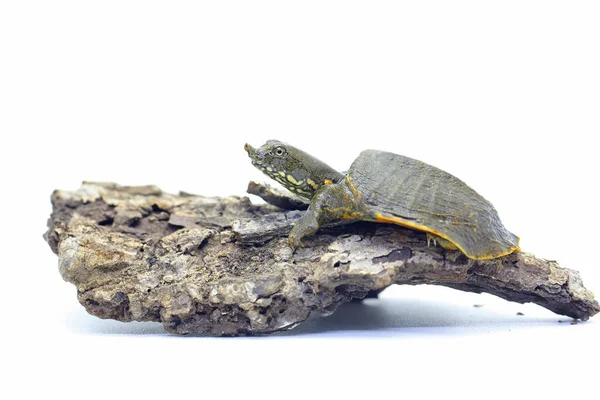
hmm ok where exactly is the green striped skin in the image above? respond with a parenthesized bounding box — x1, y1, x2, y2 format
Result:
(245, 140, 343, 199)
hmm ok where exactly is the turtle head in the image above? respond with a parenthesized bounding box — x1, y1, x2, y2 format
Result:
(245, 140, 343, 199)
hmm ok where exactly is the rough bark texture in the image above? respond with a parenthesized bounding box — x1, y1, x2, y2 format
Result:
(246, 181, 308, 211)
(44, 182, 599, 335)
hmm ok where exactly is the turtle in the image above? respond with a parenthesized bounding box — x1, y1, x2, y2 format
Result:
(244, 140, 520, 260)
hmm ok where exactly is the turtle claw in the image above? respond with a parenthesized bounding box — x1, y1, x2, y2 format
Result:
(426, 234, 438, 247)
(288, 234, 304, 250)
(426, 233, 458, 251)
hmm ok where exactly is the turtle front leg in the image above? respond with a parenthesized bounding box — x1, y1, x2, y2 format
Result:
(288, 208, 323, 248)
(288, 187, 331, 248)
(288, 183, 360, 249)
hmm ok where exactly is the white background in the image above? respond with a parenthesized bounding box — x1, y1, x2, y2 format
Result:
(1, 1, 599, 399)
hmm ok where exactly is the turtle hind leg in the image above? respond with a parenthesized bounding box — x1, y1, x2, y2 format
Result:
(426, 233, 458, 251)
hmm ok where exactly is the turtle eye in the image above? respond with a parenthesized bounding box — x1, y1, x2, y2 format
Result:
(273, 147, 286, 157)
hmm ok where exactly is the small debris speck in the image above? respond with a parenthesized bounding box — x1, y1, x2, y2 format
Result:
(516, 312, 524, 316)
(473, 304, 484, 308)
(570, 321, 578, 325)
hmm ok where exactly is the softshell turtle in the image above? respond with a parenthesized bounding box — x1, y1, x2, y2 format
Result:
(245, 140, 520, 260)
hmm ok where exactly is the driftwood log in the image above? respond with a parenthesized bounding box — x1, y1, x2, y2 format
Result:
(44, 181, 599, 335)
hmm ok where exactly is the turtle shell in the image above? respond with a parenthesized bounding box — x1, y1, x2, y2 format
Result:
(347, 150, 520, 260)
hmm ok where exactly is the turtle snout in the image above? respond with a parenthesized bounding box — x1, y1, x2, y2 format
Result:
(244, 143, 255, 156)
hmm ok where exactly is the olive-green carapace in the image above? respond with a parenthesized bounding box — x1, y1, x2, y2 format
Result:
(245, 140, 520, 260)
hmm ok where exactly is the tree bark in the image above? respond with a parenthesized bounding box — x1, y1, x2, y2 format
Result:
(44, 181, 599, 335)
